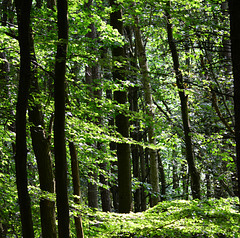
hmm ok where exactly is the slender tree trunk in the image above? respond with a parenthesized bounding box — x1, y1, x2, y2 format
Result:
(157, 150, 166, 200)
(106, 90, 119, 211)
(84, 0, 102, 209)
(86, 58, 99, 209)
(99, 161, 112, 212)
(229, 0, 240, 202)
(54, 0, 69, 236)
(85, 62, 98, 208)
(29, 110, 57, 238)
(139, 145, 147, 211)
(206, 173, 211, 198)
(69, 142, 84, 238)
(28, 30, 57, 238)
(172, 157, 179, 191)
(133, 15, 160, 206)
(129, 86, 141, 212)
(110, 0, 132, 213)
(181, 161, 189, 200)
(14, 0, 34, 236)
(166, 3, 201, 199)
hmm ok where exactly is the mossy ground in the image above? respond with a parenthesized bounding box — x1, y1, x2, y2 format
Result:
(81, 198, 240, 238)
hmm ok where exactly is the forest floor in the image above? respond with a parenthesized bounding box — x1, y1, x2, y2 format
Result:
(81, 198, 240, 238)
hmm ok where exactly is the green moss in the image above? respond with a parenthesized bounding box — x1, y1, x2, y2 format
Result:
(80, 198, 240, 238)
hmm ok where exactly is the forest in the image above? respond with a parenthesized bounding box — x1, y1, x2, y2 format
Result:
(1, 0, 240, 237)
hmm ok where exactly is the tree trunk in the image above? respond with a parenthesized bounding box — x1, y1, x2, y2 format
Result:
(229, 0, 240, 202)
(157, 150, 166, 200)
(106, 90, 119, 211)
(28, 30, 57, 238)
(14, 0, 34, 236)
(99, 161, 112, 212)
(139, 145, 147, 211)
(181, 161, 189, 200)
(110, 0, 132, 213)
(133, 15, 160, 206)
(129, 85, 141, 212)
(206, 173, 211, 198)
(166, 3, 201, 199)
(172, 158, 179, 191)
(69, 142, 84, 238)
(54, 0, 69, 236)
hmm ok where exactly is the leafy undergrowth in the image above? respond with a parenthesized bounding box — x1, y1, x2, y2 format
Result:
(81, 198, 240, 238)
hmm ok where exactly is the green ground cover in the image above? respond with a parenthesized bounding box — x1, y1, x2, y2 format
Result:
(82, 198, 240, 237)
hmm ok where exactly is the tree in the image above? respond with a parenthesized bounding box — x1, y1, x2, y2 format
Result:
(133, 12, 160, 206)
(69, 141, 84, 238)
(229, 0, 240, 201)
(110, 0, 132, 213)
(85, 0, 99, 209)
(54, 0, 70, 236)
(28, 32, 57, 237)
(14, 0, 34, 236)
(165, 1, 201, 199)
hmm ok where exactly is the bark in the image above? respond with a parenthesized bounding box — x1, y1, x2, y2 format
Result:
(88, 171, 98, 208)
(107, 90, 119, 211)
(27, 29, 57, 238)
(139, 145, 147, 211)
(157, 150, 166, 200)
(14, 0, 34, 236)
(54, 0, 69, 236)
(127, 32, 141, 211)
(206, 173, 211, 198)
(229, 0, 240, 201)
(85, 0, 99, 209)
(166, 3, 201, 199)
(221, 1, 232, 73)
(129, 86, 141, 212)
(133, 15, 160, 206)
(99, 162, 112, 212)
(85, 63, 98, 209)
(110, 0, 132, 213)
(181, 161, 189, 200)
(172, 158, 179, 190)
(47, 0, 56, 10)
(29, 118, 57, 238)
(69, 142, 84, 238)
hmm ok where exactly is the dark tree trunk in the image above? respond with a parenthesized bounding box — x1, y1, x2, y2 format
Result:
(14, 0, 34, 236)
(88, 171, 98, 209)
(69, 142, 84, 238)
(84, 0, 102, 209)
(139, 145, 147, 211)
(129, 86, 141, 212)
(99, 162, 112, 212)
(29, 114, 57, 238)
(106, 90, 119, 211)
(166, 3, 201, 199)
(157, 150, 166, 200)
(133, 14, 160, 206)
(206, 172, 211, 198)
(126, 27, 141, 212)
(54, 0, 69, 236)
(28, 30, 57, 238)
(181, 161, 189, 200)
(110, 0, 132, 213)
(172, 158, 179, 191)
(229, 0, 240, 202)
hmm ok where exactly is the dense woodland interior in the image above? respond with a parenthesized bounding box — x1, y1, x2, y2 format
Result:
(1, 0, 240, 237)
